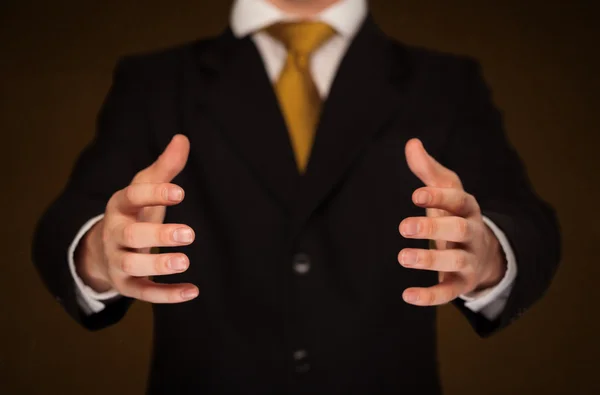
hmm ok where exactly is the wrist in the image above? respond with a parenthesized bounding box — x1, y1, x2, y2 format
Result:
(75, 220, 112, 293)
(476, 234, 507, 291)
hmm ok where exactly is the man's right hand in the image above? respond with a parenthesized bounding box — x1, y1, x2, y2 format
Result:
(75, 134, 199, 303)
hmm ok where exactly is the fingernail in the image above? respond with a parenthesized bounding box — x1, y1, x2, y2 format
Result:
(168, 188, 183, 202)
(168, 256, 188, 271)
(401, 221, 419, 236)
(404, 291, 418, 303)
(414, 191, 431, 205)
(173, 228, 194, 243)
(181, 287, 199, 300)
(401, 250, 418, 266)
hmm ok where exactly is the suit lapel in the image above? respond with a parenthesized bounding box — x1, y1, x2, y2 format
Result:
(187, 29, 300, 210)
(291, 16, 411, 233)
(183, 19, 411, 230)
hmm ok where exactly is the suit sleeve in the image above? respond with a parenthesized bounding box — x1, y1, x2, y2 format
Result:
(31, 57, 158, 331)
(443, 58, 562, 337)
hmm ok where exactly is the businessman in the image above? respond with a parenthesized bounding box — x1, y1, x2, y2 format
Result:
(32, 0, 561, 393)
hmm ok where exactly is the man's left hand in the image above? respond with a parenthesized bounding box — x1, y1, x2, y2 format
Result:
(398, 138, 507, 306)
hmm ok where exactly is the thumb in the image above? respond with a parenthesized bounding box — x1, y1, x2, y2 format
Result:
(133, 134, 190, 184)
(405, 138, 461, 188)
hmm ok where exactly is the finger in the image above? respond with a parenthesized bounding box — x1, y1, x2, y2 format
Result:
(114, 251, 189, 277)
(398, 248, 475, 273)
(399, 216, 475, 243)
(111, 183, 185, 214)
(114, 222, 195, 249)
(405, 138, 462, 189)
(120, 278, 199, 303)
(403, 274, 468, 306)
(133, 134, 190, 184)
(412, 187, 479, 217)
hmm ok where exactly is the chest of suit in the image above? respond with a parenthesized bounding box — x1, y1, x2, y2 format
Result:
(142, 21, 455, 394)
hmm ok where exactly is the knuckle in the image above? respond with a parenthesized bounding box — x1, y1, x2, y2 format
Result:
(123, 185, 136, 204)
(457, 218, 470, 240)
(120, 254, 134, 274)
(427, 188, 438, 203)
(421, 251, 433, 269)
(132, 170, 145, 184)
(449, 171, 461, 185)
(427, 291, 437, 305)
(158, 225, 171, 245)
(101, 227, 112, 245)
(106, 193, 118, 211)
(156, 183, 168, 202)
(109, 189, 120, 202)
(421, 189, 436, 208)
(454, 251, 468, 271)
(155, 256, 168, 274)
(425, 218, 436, 237)
(123, 223, 137, 246)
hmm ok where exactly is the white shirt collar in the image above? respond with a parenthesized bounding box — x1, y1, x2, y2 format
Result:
(230, 0, 368, 39)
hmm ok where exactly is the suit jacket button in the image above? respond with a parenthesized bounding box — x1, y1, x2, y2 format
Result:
(294, 349, 308, 361)
(293, 349, 309, 373)
(293, 253, 311, 275)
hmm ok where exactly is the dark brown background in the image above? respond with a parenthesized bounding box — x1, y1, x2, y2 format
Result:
(1, 0, 598, 394)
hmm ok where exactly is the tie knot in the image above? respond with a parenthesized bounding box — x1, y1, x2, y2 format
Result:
(265, 21, 336, 57)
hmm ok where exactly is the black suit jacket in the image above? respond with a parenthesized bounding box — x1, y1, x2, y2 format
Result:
(32, 16, 560, 395)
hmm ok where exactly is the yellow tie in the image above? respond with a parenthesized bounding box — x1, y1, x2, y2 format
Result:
(265, 22, 336, 173)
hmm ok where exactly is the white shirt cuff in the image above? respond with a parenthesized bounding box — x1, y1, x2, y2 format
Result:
(67, 214, 120, 315)
(458, 215, 517, 321)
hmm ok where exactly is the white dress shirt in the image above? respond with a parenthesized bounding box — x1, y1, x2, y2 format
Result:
(69, 0, 517, 321)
